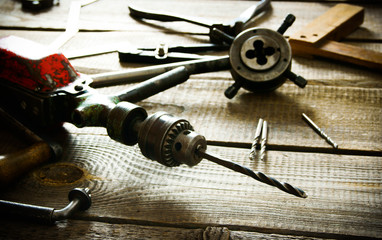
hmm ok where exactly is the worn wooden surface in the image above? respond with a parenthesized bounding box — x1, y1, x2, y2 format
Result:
(0, 0, 381, 239)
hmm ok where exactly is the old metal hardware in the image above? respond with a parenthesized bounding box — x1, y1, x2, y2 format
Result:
(128, 0, 271, 43)
(22, 0, 59, 11)
(118, 43, 229, 64)
(0, 36, 306, 198)
(0, 188, 91, 224)
(98, 14, 307, 98)
(221, 14, 307, 98)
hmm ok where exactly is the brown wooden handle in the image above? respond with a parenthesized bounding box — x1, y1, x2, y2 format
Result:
(289, 40, 382, 71)
(0, 141, 52, 187)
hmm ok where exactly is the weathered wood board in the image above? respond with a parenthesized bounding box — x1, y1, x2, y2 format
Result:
(0, 0, 381, 239)
(1, 138, 381, 238)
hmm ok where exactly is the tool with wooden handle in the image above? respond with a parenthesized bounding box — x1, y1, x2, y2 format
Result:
(0, 35, 307, 198)
(289, 3, 382, 71)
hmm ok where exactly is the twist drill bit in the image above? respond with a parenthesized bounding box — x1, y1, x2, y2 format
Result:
(249, 118, 263, 160)
(259, 120, 268, 161)
(197, 149, 307, 198)
(302, 113, 338, 149)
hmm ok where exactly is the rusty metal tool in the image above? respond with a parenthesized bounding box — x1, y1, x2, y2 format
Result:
(0, 35, 307, 198)
(0, 188, 91, 224)
(289, 3, 382, 71)
(90, 14, 306, 98)
(118, 43, 228, 64)
(302, 113, 338, 149)
(128, 0, 271, 43)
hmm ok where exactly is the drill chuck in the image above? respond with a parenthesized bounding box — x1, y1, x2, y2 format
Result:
(138, 112, 207, 167)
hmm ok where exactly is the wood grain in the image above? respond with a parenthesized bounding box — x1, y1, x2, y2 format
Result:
(64, 80, 381, 153)
(0, 220, 332, 240)
(0, 0, 381, 40)
(1, 136, 381, 238)
(0, 1, 381, 239)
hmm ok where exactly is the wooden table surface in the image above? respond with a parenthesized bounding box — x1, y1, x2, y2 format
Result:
(0, 0, 381, 239)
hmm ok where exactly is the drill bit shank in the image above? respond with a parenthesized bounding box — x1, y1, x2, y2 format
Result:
(259, 120, 268, 161)
(302, 113, 338, 149)
(249, 118, 263, 160)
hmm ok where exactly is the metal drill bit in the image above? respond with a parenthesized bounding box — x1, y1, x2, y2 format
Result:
(259, 120, 268, 161)
(197, 150, 307, 198)
(302, 113, 338, 149)
(249, 118, 263, 160)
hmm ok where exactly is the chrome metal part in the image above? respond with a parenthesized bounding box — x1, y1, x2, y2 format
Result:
(249, 118, 263, 160)
(302, 113, 338, 149)
(0, 188, 91, 224)
(138, 112, 206, 167)
(259, 120, 268, 161)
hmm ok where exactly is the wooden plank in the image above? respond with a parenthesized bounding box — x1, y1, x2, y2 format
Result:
(0, 220, 332, 240)
(0, 0, 380, 40)
(289, 4, 382, 71)
(1, 138, 381, 238)
(1, 29, 380, 88)
(60, 80, 381, 153)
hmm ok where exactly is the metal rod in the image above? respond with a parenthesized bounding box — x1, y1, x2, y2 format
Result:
(259, 120, 268, 161)
(115, 66, 190, 103)
(89, 56, 230, 88)
(198, 150, 307, 198)
(302, 113, 338, 149)
(249, 118, 263, 160)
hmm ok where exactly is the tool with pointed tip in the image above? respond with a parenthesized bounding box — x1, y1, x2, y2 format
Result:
(302, 113, 338, 149)
(128, 0, 271, 43)
(259, 120, 268, 161)
(135, 111, 307, 198)
(199, 151, 307, 198)
(249, 118, 263, 160)
(0, 34, 307, 199)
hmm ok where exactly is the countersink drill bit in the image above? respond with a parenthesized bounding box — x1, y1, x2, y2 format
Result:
(302, 113, 338, 149)
(197, 149, 307, 198)
(259, 120, 268, 161)
(249, 118, 263, 160)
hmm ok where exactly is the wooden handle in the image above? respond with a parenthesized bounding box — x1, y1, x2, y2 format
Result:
(289, 3, 382, 71)
(290, 40, 382, 71)
(0, 142, 52, 187)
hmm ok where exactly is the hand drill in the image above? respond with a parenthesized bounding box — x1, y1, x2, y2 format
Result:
(0, 35, 306, 198)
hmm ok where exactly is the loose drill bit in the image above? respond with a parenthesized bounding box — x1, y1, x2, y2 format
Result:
(302, 113, 338, 149)
(259, 120, 268, 161)
(249, 118, 263, 160)
(197, 149, 307, 198)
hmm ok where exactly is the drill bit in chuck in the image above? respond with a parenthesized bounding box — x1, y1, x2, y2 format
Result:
(124, 110, 307, 198)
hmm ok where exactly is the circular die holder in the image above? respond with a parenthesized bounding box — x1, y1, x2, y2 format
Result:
(229, 28, 292, 93)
